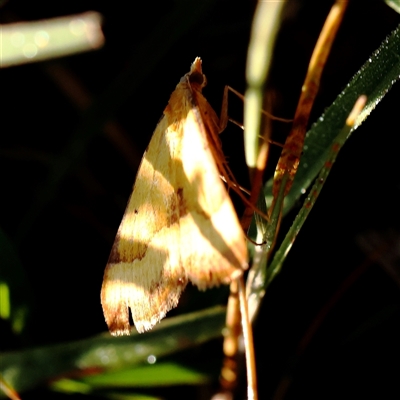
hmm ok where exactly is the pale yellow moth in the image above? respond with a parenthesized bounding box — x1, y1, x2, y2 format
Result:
(101, 58, 248, 335)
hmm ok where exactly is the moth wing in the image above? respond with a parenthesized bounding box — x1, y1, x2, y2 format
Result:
(101, 115, 187, 334)
(177, 100, 248, 289)
(101, 76, 248, 335)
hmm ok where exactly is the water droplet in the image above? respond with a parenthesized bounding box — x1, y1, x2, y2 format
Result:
(69, 18, 86, 36)
(23, 43, 38, 59)
(147, 355, 157, 364)
(134, 344, 146, 355)
(34, 30, 49, 48)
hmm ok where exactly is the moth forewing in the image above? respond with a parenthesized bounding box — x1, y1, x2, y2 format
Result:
(178, 108, 248, 284)
(101, 57, 248, 335)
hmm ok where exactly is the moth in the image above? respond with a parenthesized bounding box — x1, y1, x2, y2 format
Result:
(101, 58, 248, 335)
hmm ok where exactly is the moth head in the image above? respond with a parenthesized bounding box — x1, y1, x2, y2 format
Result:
(181, 57, 207, 90)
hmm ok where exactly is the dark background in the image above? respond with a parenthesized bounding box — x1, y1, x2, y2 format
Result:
(1, 0, 400, 399)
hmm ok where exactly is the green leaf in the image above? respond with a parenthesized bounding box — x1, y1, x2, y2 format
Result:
(80, 362, 210, 387)
(385, 0, 400, 14)
(0, 306, 225, 395)
(265, 24, 400, 216)
(267, 98, 364, 287)
(0, 12, 104, 68)
(244, 0, 286, 168)
(246, 24, 400, 317)
(0, 229, 33, 336)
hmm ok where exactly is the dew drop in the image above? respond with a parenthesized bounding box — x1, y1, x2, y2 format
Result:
(23, 43, 38, 59)
(69, 18, 86, 36)
(147, 355, 157, 364)
(34, 30, 50, 48)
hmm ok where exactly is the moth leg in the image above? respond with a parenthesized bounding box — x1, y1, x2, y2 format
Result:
(218, 85, 230, 133)
(223, 86, 291, 128)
